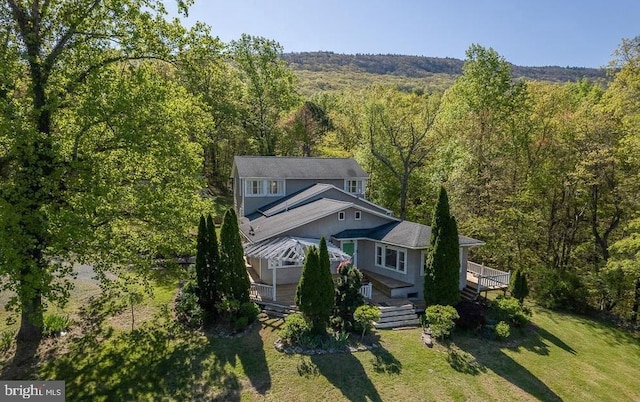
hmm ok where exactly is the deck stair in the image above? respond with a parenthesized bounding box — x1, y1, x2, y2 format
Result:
(373, 303, 420, 329)
(461, 285, 479, 302)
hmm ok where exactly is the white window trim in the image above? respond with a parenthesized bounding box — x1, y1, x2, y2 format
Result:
(344, 179, 365, 194)
(355, 210, 362, 220)
(245, 179, 285, 197)
(268, 259, 302, 269)
(375, 243, 407, 274)
(338, 211, 345, 221)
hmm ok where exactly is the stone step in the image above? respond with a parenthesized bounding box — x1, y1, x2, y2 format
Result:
(374, 318, 421, 329)
(378, 304, 416, 312)
(377, 313, 421, 323)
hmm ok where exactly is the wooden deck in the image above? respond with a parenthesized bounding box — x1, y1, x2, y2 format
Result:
(250, 282, 413, 308)
(466, 271, 509, 291)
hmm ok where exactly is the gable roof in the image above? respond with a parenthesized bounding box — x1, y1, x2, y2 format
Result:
(241, 198, 397, 243)
(334, 221, 485, 249)
(256, 183, 391, 218)
(233, 156, 368, 179)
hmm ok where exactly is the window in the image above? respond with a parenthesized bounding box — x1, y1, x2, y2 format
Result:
(246, 180, 262, 195)
(346, 179, 363, 194)
(268, 259, 299, 269)
(355, 211, 361, 220)
(338, 211, 345, 221)
(245, 179, 284, 196)
(268, 180, 284, 196)
(375, 243, 407, 273)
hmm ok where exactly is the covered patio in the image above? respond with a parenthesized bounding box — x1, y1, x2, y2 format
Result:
(244, 236, 364, 302)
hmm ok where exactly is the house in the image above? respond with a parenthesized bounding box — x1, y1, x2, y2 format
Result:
(231, 156, 510, 305)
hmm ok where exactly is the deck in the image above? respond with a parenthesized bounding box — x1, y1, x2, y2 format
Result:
(249, 282, 413, 308)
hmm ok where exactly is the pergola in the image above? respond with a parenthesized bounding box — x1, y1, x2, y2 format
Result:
(244, 236, 352, 263)
(243, 236, 352, 301)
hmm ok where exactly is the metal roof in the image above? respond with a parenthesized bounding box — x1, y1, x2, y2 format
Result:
(244, 236, 352, 263)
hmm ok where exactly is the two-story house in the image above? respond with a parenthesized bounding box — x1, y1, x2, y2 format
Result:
(231, 156, 510, 304)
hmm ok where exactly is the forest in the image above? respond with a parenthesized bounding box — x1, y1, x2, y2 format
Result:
(0, 0, 639, 347)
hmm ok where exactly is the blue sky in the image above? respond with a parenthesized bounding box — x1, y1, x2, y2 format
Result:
(166, 1, 639, 68)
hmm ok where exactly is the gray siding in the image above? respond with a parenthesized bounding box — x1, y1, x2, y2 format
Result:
(281, 207, 390, 240)
(285, 179, 345, 194)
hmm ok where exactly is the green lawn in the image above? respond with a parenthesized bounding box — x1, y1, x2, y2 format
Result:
(2, 295, 633, 402)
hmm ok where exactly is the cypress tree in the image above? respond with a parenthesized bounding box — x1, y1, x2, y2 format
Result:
(205, 214, 221, 311)
(220, 208, 250, 303)
(195, 215, 208, 308)
(333, 262, 365, 331)
(295, 242, 334, 333)
(510, 269, 529, 304)
(424, 187, 460, 306)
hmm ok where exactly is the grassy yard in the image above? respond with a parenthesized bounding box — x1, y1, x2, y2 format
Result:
(2, 277, 639, 401)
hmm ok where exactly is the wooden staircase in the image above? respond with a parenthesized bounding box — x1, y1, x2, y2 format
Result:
(255, 301, 298, 318)
(373, 304, 421, 329)
(461, 285, 479, 301)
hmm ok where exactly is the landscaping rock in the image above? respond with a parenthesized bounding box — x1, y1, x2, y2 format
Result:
(421, 332, 433, 348)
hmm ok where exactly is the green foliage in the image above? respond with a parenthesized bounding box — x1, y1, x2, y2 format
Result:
(492, 296, 531, 328)
(494, 321, 511, 340)
(195, 216, 208, 307)
(532, 268, 587, 313)
(425, 305, 459, 339)
(215, 299, 241, 324)
(175, 284, 204, 329)
(233, 316, 249, 332)
(42, 314, 71, 337)
(295, 241, 335, 333)
(219, 209, 250, 303)
(239, 302, 261, 324)
(0, 330, 15, 352)
(332, 262, 365, 332)
(424, 187, 460, 306)
(279, 313, 312, 345)
(353, 305, 381, 339)
(510, 269, 529, 304)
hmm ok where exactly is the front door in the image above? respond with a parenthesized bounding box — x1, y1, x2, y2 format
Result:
(341, 241, 357, 266)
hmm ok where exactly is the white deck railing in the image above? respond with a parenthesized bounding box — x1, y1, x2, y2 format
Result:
(359, 282, 373, 299)
(250, 283, 274, 301)
(467, 261, 511, 291)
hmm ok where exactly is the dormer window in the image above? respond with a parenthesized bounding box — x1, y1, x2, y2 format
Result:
(268, 180, 283, 195)
(346, 179, 364, 194)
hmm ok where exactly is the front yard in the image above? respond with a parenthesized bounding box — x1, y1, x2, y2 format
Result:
(1, 274, 639, 401)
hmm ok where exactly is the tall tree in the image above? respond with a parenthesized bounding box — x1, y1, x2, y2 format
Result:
(195, 216, 208, 308)
(279, 101, 333, 156)
(366, 87, 441, 220)
(230, 34, 298, 155)
(0, 1, 208, 342)
(219, 208, 249, 302)
(295, 241, 335, 333)
(424, 187, 460, 306)
(205, 214, 221, 312)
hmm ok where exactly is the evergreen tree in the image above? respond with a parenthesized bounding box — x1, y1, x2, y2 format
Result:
(205, 214, 221, 311)
(195, 216, 208, 309)
(220, 208, 250, 302)
(295, 242, 335, 333)
(333, 262, 365, 332)
(510, 269, 529, 304)
(424, 187, 461, 306)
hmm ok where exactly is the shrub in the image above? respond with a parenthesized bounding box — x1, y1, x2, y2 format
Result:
(510, 269, 529, 304)
(495, 321, 511, 340)
(425, 305, 459, 339)
(492, 296, 531, 328)
(216, 299, 241, 323)
(532, 268, 587, 312)
(295, 241, 334, 333)
(280, 313, 312, 345)
(454, 300, 486, 330)
(175, 287, 204, 329)
(239, 301, 261, 323)
(353, 305, 381, 338)
(43, 314, 71, 337)
(0, 330, 14, 352)
(233, 316, 249, 331)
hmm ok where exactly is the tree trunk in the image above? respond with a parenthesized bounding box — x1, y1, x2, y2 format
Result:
(17, 278, 43, 342)
(631, 276, 640, 326)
